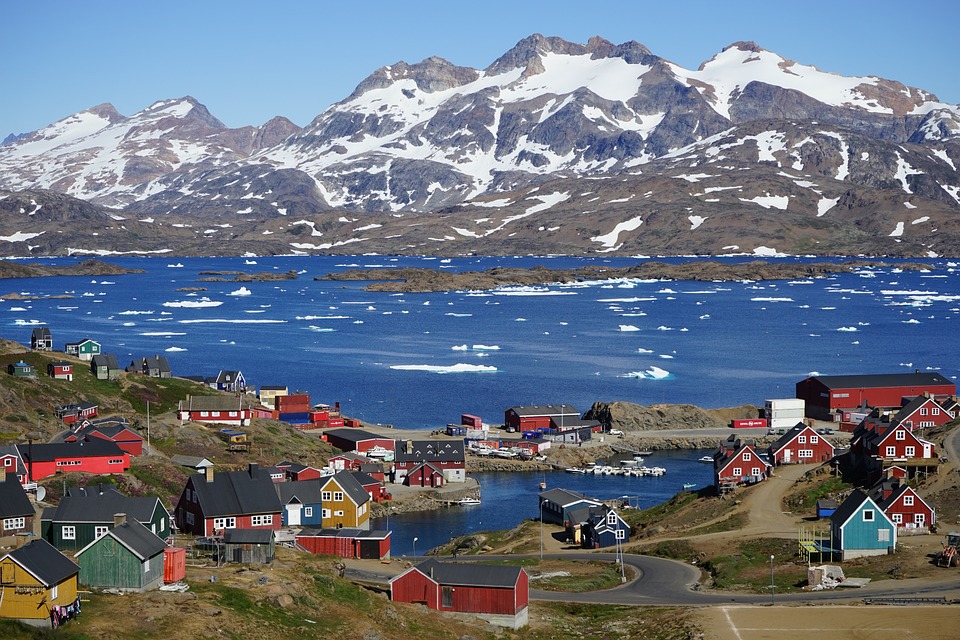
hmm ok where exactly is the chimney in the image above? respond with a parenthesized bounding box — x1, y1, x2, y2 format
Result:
(114, 513, 127, 527)
(406, 440, 413, 454)
(205, 466, 215, 483)
(248, 463, 259, 478)
(0, 467, 5, 483)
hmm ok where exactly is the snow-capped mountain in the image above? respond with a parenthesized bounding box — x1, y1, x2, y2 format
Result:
(1, 35, 959, 257)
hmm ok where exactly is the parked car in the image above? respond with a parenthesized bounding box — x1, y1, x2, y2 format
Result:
(609, 429, 624, 436)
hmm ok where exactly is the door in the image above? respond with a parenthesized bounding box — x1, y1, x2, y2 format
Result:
(782, 449, 791, 463)
(288, 504, 302, 526)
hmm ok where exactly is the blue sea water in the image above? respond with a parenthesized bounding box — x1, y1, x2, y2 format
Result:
(4, 254, 958, 553)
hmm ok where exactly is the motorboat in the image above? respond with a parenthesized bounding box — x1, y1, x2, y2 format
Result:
(682, 482, 696, 490)
(565, 467, 587, 474)
(698, 455, 714, 463)
(457, 497, 481, 505)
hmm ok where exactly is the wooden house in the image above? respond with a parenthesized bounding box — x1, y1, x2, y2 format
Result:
(170, 455, 214, 474)
(74, 516, 166, 592)
(90, 354, 121, 381)
(63, 419, 144, 456)
(17, 440, 130, 482)
(0, 538, 80, 628)
(7, 361, 35, 378)
(275, 480, 324, 527)
(568, 504, 629, 549)
(318, 471, 371, 530)
(328, 451, 375, 471)
(140, 355, 171, 378)
(538, 488, 602, 527)
(891, 394, 955, 431)
(55, 401, 99, 425)
(714, 439, 770, 486)
(0, 472, 34, 537)
(351, 470, 388, 503)
(222, 528, 274, 565)
(30, 327, 53, 351)
(796, 372, 956, 421)
(296, 528, 391, 560)
(177, 395, 252, 427)
(868, 478, 936, 535)
(391, 559, 529, 629)
(0, 446, 28, 485)
(174, 464, 282, 536)
(65, 338, 101, 361)
(392, 439, 466, 485)
(322, 428, 395, 456)
(41, 486, 170, 552)
(47, 361, 73, 381)
(768, 423, 835, 464)
(280, 462, 323, 482)
(214, 370, 246, 392)
(829, 489, 897, 560)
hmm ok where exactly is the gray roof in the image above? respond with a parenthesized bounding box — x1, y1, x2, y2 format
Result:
(538, 488, 600, 508)
(143, 356, 171, 372)
(0, 478, 32, 519)
(393, 439, 465, 463)
(322, 471, 370, 507)
(4, 539, 79, 586)
(323, 428, 385, 443)
(507, 404, 579, 417)
(188, 466, 281, 518)
(829, 489, 871, 527)
(91, 353, 120, 370)
(275, 479, 324, 505)
(44, 486, 165, 525)
(76, 520, 166, 561)
(223, 528, 273, 545)
(0, 445, 26, 476)
(807, 372, 954, 391)
(297, 527, 389, 540)
(170, 454, 214, 469)
(179, 395, 253, 412)
(405, 559, 522, 589)
(18, 439, 126, 463)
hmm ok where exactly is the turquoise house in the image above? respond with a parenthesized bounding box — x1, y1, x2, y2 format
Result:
(830, 489, 897, 560)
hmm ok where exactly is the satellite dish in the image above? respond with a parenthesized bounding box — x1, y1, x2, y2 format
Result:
(35, 486, 46, 502)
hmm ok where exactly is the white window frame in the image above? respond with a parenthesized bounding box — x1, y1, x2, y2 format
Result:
(810, 435, 819, 444)
(896, 430, 906, 441)
(213, 517, 236, 530)
(751, 467, 761, 476)
(903, 495, 914, 506)
(144, 558, 150, 573)
(798, 450, 813, 459)
(95, 526, 109, 538)
(322, 508, 331, 518)
(62, 526, 76, 540)
(251, 514, 273, 527)
(915, 513, 925, 525)
(798, 435, 806, 444)
(892, 513, 903, 524)
(932, 407, 940, 416)
(334, 491, 344, 502)
(334, 510, 344, 517)
(743, 452, 752, 461)
(905, 446, 915, 457)
(3, 517, 25, 531)
(321, 491, 332, 501)
(863, 509, 875, 522)
(304, 506, 313, 517)
(885, 446, 896, 457)
(920, 407, 928, 416)
(732, 467, 742, 477)
(50, 584, 58, 600)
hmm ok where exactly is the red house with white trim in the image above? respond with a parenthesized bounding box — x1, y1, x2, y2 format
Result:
(868, 478, 935, 535)
(391, 559, 529, 629)
(322, 428, 395, 456)
(16, 440, 130, 481)
(47, 362, 74, 381)
(64, 420, 144, 456)
(714, 439, 770, 486)
(888, 394, 955, 432)
(856, 423, 936, 461)
(768, 424, 835, 465)
(177, 395, 252, 427)
(174, 464, 282, 537)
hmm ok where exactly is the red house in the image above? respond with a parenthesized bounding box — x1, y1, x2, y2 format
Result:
(714, 439, 770, 486)
(768, 424, 835, 464)
(276, 462, 323, 482)
(55, 402, 99, 425)
(856, 423, 936, 461)
(350, 470, 387, 502)
(504, 404, 579, 431)
(796, 372, 956, 421)
(889, 394, 955, 432)
(64, 420, 144, 456)
(177, 395, 252, 427)
(869, 478, 935, 535)
(322, 428, 395, 456)
(16, 440, 130, 481)
(391, 559, 529, 629)
(392, 440, 466, 485)
(295, 528, 391, 560)
(47, 362, 74, 381)
(174, 464, 282, 536)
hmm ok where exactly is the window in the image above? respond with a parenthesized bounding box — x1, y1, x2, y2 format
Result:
(878, 529, 890, 542)
(62, 526, 76, 540)
(885, 446, 896, 457)
(798, 435, 806, 444)
(185, 512, 195, 525)
(144, 558, 150, 573)
(200, 411, 209, 417)
(799, 450, 813, 458)
(905, 446, 915, 457)
(321, 491, 332, 501)
(915, 513, 925, 525)
(896, 430, 906, 441)
(334, 492, 344, 502)
(108, 458, 123, 465)
(903, 495, 914, 506)
(334, 510, 344, 517)
(932, 408, 940, 416)
(892, 513, 903, 523)
(185, 489, 192, 502)
(615, 529, 625, 540)
(751, 467, 761, 476)
(3, 517, 25, 531)
(743, 452, 752, 461)
(732, 467, 742, 477)
(50, 584, 58, 600)
(160, 518, 166, 531)
(322, 509, 331, 518)
(920, 407, 928, 416)
(95, 526, 108, 538)
(213, 517, 236, 530)
(3, 457, 11, 467)
(863, 509, 874, 522)
(251, 515, 273, 527)
(304, 507, 313, 517)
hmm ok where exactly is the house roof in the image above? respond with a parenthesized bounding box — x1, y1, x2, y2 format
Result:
(808, 372, 954, 391)
(170, 454, 214, 469)
(179, 395, 253, 412)
(31, 327, 51, 338)
(330, 451, 374, 463)
(829, 489, 893, 529)
(3, 539, 79, 587)
(44, 486, 164, 525)
(769, 424, 834, 455)
(18, 439, 127, 462)
(0, 445, 26, 476)
(400, 559, 522, 589)
(507, 404, 579, 417)
(223, 528, 273, 545)
(297, 527, 390, 540)
(275, 479, 324, 505)
(393, 440, 465, 463)
(143, 356, 171, 372)
(188, 466, 281, 518)
(321, 471, 370, 506)
(91, 354, 120, 370)
(216, 370, 244, 384)
(0, 478, 33, 518)
(538, 488, 601, 508)
(75, 520, 167, 561)
(323, 428, 386, 443)
(259, 386, 287, 392)
(350, 471, 379, 487)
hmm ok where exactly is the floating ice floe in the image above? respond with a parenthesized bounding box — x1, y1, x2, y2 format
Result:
(621, 366, 671, 380)
(751, 297, 794, 302)
(637, 348, 653, 354)
(902, 319, 921, 324)
(140, 332, 186, 336)
(178, 319, 286, 324)
(122, 322, 136, 327)
(452, 345, 468, 351)
(165, 346, 187, 352)
(296, 315, 349, 320)
(306, 326, 335, 332)
(13, 319, 43, 325)
(659, 354, 674, 359)
(473, 345, 500, 351)
(119, 310, 153, 315)
(389, 363, 498, 374)
(445, 313, 472, 317)
(167, 263, 184, 268)
(619, 325, 641, 332)
(493, 287, 576, 296)
(163, 298, 223, 308)
(228, 287, 252, 296)
(837, 327, 858, 332)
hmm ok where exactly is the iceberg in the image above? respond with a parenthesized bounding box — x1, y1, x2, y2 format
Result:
(389, 363, 499, 374)
(228, 287, 252, 296)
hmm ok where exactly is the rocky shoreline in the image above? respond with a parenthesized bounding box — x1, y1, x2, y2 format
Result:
(0, 258, 144, 279)
(315, 260, 932, 293)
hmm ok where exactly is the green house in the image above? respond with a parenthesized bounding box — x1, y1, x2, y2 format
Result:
(41, 486, 171, 552)
(6, 361, 35, 378)
(91, 354, 121, 381)
(74, 518, 166, 592)
(65, 338, 101, 361)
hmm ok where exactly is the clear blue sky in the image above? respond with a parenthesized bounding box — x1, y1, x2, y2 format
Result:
(2, 0, 958, 136)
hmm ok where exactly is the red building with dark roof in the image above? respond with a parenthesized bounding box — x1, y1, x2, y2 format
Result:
(796, 372, 955, 421)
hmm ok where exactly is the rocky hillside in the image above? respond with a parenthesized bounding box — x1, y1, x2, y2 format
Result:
(1, 35, 959, 257)
(584, 401, 760, 431)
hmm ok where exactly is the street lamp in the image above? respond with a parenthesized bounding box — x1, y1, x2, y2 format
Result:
(769, 555, 775, 606)
(539, 499, 544, 561)
(413, 537, 418, 559)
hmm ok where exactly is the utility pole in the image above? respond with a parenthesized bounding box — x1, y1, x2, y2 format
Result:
(770, 555, 775, 606)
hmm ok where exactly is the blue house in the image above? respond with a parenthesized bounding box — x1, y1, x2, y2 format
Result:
(538, 488, 602, 528)
(275, 480, 324, 527)
(569, 504, 630, 549)
(829, 489, 897, 560)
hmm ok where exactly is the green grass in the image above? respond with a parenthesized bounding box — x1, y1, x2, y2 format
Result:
(623, 492, 698, 528)
(785, 475, 851, 511)
(532, 561, 627, 592)
(188, 581, 320, 631)
(702, 537, 804, 593)
(643, 539, 698, 561)
(686, 512, 748, 535)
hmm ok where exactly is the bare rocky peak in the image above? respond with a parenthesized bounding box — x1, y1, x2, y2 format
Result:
(347, 56, 479, 100)
(84, 102, 126, 124)
(252, 116, 302, 149)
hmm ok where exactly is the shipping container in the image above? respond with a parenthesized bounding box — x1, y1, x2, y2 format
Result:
(163, 547, 186, 583)
(461, 414, 483, 429)
(764, 398, 805, 411)
(730, 419, 767, 429)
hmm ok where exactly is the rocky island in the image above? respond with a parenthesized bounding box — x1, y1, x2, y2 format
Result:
(0, 258, 144, 279)
(316, 260, 932, 293)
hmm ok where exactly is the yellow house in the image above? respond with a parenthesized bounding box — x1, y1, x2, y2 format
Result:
(0, 538, 80, 628)
(320, 471, 371, 529)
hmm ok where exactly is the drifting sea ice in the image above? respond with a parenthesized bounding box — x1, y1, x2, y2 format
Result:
(621, 366, 671, 380)
(389, 363, 499, 374)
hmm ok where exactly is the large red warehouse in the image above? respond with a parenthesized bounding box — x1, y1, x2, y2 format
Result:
(796, 372, 956, 421)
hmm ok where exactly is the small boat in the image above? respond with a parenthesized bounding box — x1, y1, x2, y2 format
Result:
(636, 451, 653, 457)
(682, 483, 696, 490)
(565, 467, 587, 474)
(698, 456, 714, 463)
(539, 481, 547, 490)
(458, 497, 481, 505)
